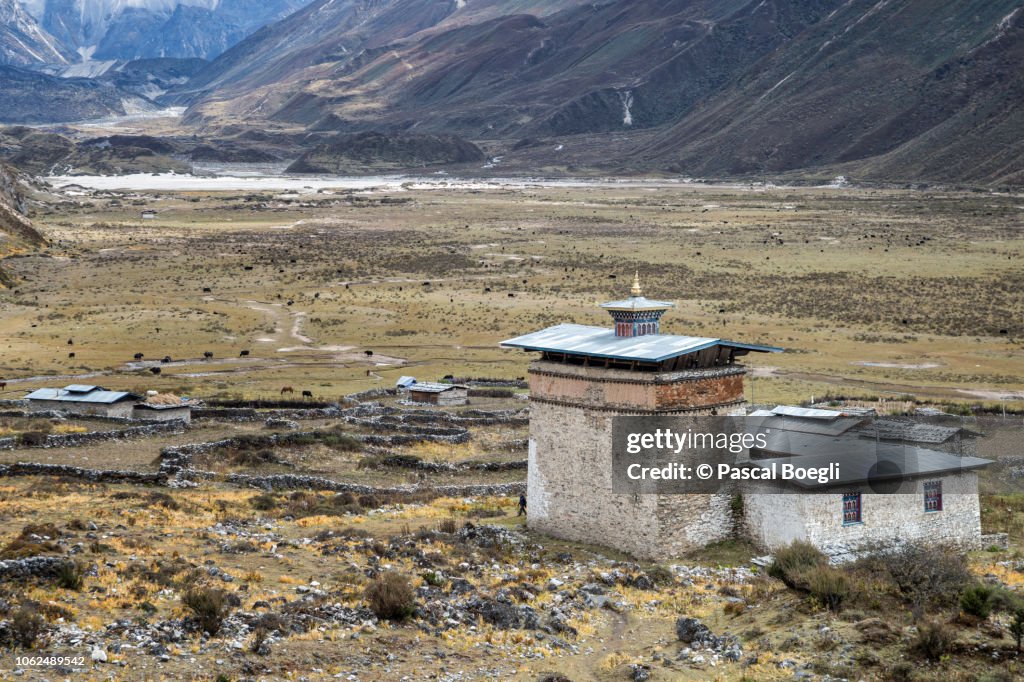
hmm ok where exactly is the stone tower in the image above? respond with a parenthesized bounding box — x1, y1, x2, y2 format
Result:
(501, 276, 781, 559)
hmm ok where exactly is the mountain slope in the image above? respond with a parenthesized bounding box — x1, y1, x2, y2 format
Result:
(632, 0, 1024, 185)
(0, 161, 45, 261)
(22, 0, 313, 62)
(169, 0, 592, 114)
(0, 0, 73, 65)
(0, 64, 152, 123)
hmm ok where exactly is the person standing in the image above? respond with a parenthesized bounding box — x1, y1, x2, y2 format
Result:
(517, 493, 527, 517)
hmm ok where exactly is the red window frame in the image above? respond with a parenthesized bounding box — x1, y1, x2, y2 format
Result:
(842, 492, 862, 525)
(924, 480, 942, 512)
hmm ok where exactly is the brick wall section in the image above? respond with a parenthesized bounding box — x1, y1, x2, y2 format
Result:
(528, 362, 746, 413)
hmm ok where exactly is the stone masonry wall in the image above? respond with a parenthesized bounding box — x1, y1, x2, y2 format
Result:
(527, 401, 663, 558)
(526, 361, 745, 559)
(743, 472, 983, 562)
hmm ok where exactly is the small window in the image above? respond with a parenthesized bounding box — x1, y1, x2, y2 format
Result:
(842, 493, 862, 525)
(924, 481, 943, 512)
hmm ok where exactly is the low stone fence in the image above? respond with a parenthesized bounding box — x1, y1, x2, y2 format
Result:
(362, 454, 527, 473)
(0, 462, 166, 485)
(343, 388, 397, 404)
(158, 425, 472, 476)
(182, 470, 524, 497)
(0, 419, 186, 450)
(191, 406, 342, 422)
(0, 409, 173, 425)
(0, 556, 75, 581)
(203, 399, 336, 409)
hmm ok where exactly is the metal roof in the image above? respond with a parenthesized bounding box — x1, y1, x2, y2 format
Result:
(599, 296, 674, 311)
(500, 324, 783, 362)
(396, 376, 417, 388)
(744, 428, 992, 488)
(749, 414, 864, 437)
(409, 382, 467, 393)
(743, 444, 991, 489)
(65, 384, 100, 393)
(770, 405, 843, 420)
(25, 386, 140, 404)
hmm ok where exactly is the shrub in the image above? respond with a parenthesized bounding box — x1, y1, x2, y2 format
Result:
(1010, 609, 1024, 653)
(5, 606, 44, 648)
(55, 561, 85, 591)
(960, 584, 994, 619)
(0, 523, 61, 560)
(437, 517, 457, 534)
(803, 566, 850, 613)
(250, 493, 278, 511)
(18, 431, 48, 446)
(182, 587, 233, 635)
(768, 541, 827, 587)
(365, 571, 416, 621)
(912, 620, 954, 661)
(881, 543, 972, 612)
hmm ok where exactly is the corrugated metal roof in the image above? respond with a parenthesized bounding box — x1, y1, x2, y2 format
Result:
(599, 296, 674, 311)
(770, 405, 843, 420)
(409, 382, 467, 393)
(743, 436, 991, 489)
(25, 387, 139, 404)
(65, 384, 100, 393)
(500, 324, 783, 362)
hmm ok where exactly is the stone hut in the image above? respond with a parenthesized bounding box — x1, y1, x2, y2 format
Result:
(25, 385, 141, 418)
(407, 382, 469, 406)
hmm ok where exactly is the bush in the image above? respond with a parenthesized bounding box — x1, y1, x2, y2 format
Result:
(1010, 609, 1024, 653)
(768, 541, 827, 587)
(18, 431, 48, 446)
(0, 523, 61, 560)
(803, 566, 850, 613)
(912, 620, 954, 661)
(365, 571, 416, 621)
(55, 561, 85, 591)
(250, 493, 278, 511)
(437, 517, 457, 534)
(182, 587, 233, 635)
(2, 606, 45, 649)
(880, 543, 972, 612)
(960, 584, 994, 619)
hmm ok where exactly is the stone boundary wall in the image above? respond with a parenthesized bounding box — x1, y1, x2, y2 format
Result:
(0, 462, 166, 485)
(0, 420, 186, 450)
(157, 426, 473, 476)
(344, 388, 397, 404)
(0, 408, 174, 425)
(0, 556, 75, 581)
(364, 455, 527, 473)
(184, 470, 524, 497)
(203, 399, 335, 409)
(0, 394, 526, 502)
(191, 406, 342, 422)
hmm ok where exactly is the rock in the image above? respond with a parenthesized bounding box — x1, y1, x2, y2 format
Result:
(91, 648, 107, 662)
(629, 663, 651, 681)
(547, 578, 564, 591)
(676, 617, 712, 644)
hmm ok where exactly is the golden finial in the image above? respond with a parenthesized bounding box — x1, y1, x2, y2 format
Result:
(630, 270, 643, 297)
